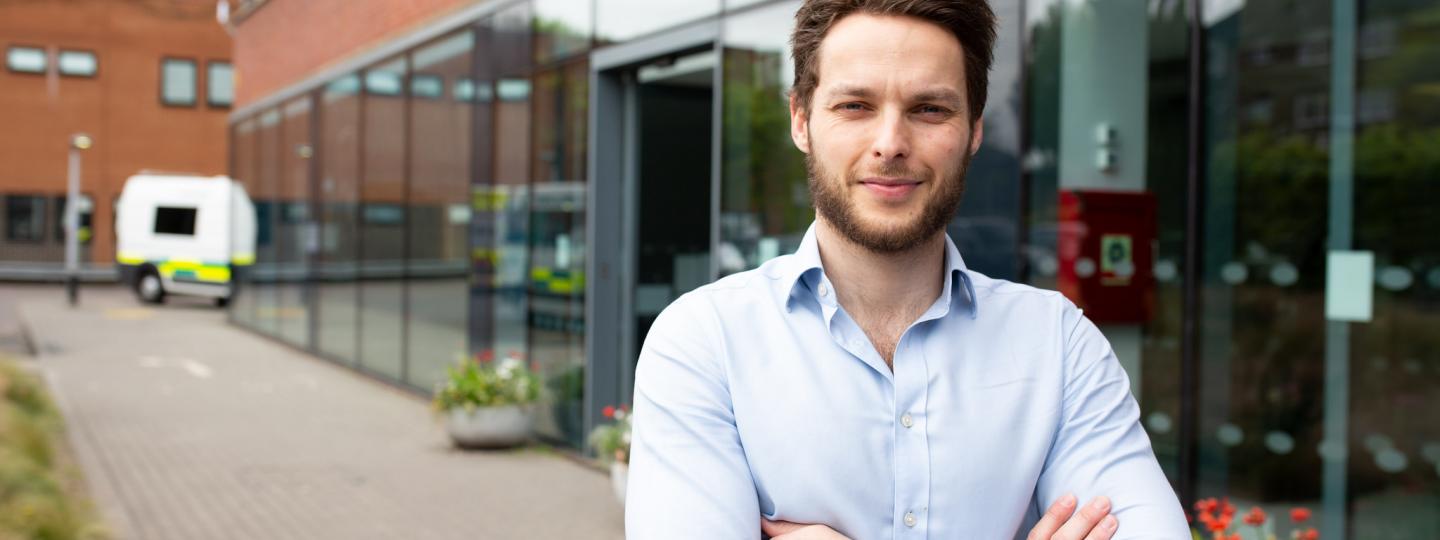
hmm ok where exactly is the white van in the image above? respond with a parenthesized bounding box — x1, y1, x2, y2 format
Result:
(115, 173, 256, 306)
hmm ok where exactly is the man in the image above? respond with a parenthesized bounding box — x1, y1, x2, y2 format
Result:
(625, 1, 1189, 538)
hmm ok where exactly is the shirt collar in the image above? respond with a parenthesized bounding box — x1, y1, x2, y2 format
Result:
(780, 222, 978, 319)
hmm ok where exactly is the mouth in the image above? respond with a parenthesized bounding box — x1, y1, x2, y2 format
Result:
(857, 177, 922, 200)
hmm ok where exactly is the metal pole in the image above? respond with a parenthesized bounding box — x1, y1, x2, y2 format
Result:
(65, 145, 81, 306)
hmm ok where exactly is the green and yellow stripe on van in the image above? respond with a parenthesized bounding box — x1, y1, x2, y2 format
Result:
(117, 251, 254, 284)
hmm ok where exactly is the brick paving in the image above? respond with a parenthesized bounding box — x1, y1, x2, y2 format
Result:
(6, 285, 624, 540)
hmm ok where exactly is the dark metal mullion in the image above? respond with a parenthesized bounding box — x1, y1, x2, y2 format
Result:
(1177, 0, 1207, 510)
(1014, 0, 1032, 285)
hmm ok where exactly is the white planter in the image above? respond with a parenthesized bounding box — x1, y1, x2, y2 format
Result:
(610, 461, 629, 505)
(445, 405, 534, 449)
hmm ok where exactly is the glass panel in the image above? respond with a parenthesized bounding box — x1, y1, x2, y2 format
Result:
(1199, 0, 1331, 527)
(6, 46, 45, 73)
(473, 3, 538, 420)
(407, 30, 474, 390)
(534, 0, 591, 64)
(253, 109, 282, 336)
(359, 56, 407, 381)
(596, 0, 719, 43)
(719, 0, 806, 275)
(1023, 0, 1190, 484)
(58, 50, 97, 77)
(1347, 1, 1440, 537)
(633, 50, 715, 362)
(232, 118, 259, 328)
(529, 59, 588, 446)
(208, 62, 234, 106)
(317, 75, 361, 365)
(162, 58, 197, 106)
(277, 97, 312, 348)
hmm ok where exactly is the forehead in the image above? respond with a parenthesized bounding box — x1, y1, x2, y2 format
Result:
(814, 13, 967, 94)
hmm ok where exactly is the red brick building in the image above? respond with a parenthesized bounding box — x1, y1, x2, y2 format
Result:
(0, 0, 232, 270)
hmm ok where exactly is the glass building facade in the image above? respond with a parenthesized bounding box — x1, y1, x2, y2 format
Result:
(228, 0, 1440, 537)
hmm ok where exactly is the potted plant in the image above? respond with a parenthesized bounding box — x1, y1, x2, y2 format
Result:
(1190, 497, 1318, 540)
(432, 350, 540, 449)
(546, 364, 585, 442)
(588, 404, 632, 504)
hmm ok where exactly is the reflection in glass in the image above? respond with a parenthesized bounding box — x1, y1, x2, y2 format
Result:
(407, 31, 475, 390)
(1023, 0, 1190, 484)
(1346, 1, 1440, 537)
(231, 118, 259, 328)
(359, 56, 408, 381)
(720, 0, 807, 275)
(474, 4, 534, 406)
(529, 60, 588, 447)
(277, 97, 313, 348)
(253, 109, 282, 336)
(596, 0, 719, 43)
(317, 75, 362, 365)
(534, 0, 591, 64)
(1199, 0, 1330, 527)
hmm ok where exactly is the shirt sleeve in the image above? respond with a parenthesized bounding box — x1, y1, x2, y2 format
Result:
(625, 293, 760, 540)
(1033, 303, 1190, 539)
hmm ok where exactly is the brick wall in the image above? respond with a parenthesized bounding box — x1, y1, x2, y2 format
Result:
(232, 0, 481, 109)
(0, 0, 232, 265)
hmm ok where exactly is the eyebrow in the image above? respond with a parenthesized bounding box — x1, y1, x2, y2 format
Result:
(825, 84, 964, 108)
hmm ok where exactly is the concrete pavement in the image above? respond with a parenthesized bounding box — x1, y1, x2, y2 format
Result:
(5, 285, 625, 540)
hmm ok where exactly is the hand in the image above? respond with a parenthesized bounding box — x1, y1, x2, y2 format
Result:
(1027, 494, 1118, 540)
(761, 518, 850, 539)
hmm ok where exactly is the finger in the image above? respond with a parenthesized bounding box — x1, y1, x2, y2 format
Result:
(1027, 493, 1077, 540)
(1081, 515, 1118, 540)
(762, 518, 805, 537)
(1053, 496, 1110, 540)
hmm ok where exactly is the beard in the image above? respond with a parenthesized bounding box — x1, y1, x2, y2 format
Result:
(806, 142, 971, 254)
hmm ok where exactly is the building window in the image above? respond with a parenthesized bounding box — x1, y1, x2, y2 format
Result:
(5, 195, 47, 242)
(57, 50, 97, 77)
(6, 46, 46, 74)
(207, 61, 233, 107)
(161, 58, 198, 106)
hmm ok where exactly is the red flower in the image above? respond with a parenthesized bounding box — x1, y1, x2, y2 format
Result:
(1195, 498, 1219, 515)
(620, 404, 630, 412)
(1291, 508, 1312, 523)
(1220, 498, 1236, 518)
(478, 349, 494, 363)
(1301, 528, 1319, 540)
(1228, 534, 1242, 540)
(1205, 514, 1232, 533)
(603, 405, 616, 419)
(1242, 507, 1266, 527)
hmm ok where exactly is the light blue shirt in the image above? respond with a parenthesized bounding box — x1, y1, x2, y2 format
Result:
(626, 223, 1188, 539)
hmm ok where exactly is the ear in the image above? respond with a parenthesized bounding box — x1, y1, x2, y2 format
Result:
(968, 115, 985, 157)
(789, 92, 811, 154)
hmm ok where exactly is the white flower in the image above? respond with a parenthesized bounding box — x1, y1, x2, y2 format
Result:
(497, 357, 522, 380)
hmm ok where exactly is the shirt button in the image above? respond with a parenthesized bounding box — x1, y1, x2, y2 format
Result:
(818, 283, 830, 297)
(904, 512, 917, 527)
(901, 413, 914, 428)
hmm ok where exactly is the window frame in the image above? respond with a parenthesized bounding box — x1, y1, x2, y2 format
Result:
(57, 48, 98, 78)
(5, 44, 48, 75)
(206, 59, 234, 109)
(4, 194, 49, 243)
(159, 56, 200, 108)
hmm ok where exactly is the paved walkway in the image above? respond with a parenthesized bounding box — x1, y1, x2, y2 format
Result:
(6, 285, 624, 540)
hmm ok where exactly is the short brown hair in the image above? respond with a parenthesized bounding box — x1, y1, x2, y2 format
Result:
(789, 0, 997, 121)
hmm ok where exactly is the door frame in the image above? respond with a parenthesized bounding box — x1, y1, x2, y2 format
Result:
(585, 18, 722, 448)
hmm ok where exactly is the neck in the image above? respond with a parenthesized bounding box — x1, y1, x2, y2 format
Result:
(814, 216, 947, 320)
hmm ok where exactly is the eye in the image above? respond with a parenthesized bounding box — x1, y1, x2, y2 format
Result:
(835, 102, 868, 112)
(915, 104, 952, 116)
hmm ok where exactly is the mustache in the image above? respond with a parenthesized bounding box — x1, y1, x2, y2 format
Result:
(850, 161, 929, 182)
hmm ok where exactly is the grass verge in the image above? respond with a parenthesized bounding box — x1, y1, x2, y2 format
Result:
(0, 357, 107, 540)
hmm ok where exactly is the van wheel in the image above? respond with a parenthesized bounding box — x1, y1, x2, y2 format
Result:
(137, 269, 166, 304)
(214, 296, 230, 308)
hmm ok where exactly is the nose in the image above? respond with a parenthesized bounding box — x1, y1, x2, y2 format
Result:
(870, 108, 910, 162)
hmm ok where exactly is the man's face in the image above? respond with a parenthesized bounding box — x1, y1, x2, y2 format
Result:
(791, 13, 984, 253)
